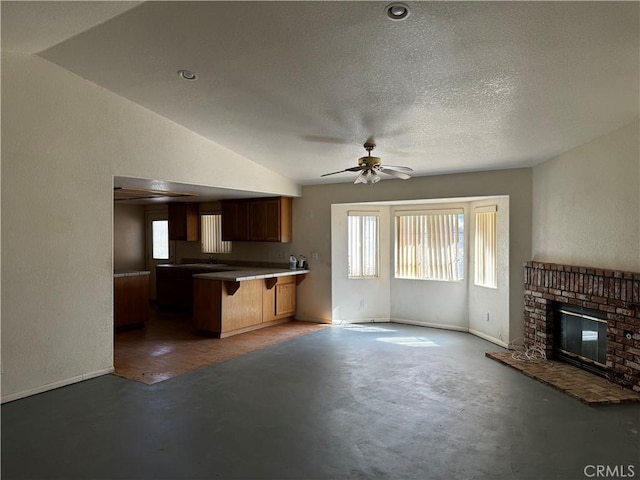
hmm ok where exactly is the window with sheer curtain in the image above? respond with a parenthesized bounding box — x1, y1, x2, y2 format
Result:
(474, 206, 497, 288)
(347, 212, 379, 279)
(395, 209, 464, 281)
(201, 214, 232, 254)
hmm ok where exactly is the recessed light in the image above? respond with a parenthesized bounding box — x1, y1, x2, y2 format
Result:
(177, 69, 198, 81)
(385, 2, 410, 21)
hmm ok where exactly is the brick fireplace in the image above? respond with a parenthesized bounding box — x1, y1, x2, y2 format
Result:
(523, 262, 640, 392)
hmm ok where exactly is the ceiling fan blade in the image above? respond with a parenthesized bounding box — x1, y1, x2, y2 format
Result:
(321, 170, 349, 177)
(301, 135, 352, 145)
(321, 165, 366, 177)
(380, 165, 413, 172)
(380, 168, 411, 180)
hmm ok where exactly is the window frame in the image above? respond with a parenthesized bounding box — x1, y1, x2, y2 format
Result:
(394, 208, 465, 282)
(474, 205, 497, 289)
(151, 219, 170, 260)
(347, 211, 380, 280)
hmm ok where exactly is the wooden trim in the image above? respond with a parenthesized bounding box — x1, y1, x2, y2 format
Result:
(223, 281, 241, 296)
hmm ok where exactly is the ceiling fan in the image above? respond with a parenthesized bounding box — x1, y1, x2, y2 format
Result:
(321, 142, 413, 184)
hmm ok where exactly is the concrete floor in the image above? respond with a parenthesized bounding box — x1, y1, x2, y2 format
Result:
(2, 323, 639, 480)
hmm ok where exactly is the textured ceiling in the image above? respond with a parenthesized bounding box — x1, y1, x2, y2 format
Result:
(3, 1, 639, 186)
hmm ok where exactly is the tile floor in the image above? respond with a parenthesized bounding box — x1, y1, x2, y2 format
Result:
(486, 351, 640, 406)
(114, 305, 327, 384)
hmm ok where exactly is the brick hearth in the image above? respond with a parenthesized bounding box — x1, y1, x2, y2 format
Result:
(523, 262, 640, 392)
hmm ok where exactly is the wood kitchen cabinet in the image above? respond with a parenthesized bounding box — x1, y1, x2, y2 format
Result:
(263, 275, 297, 323)
(221, 200, 248, 241)
(168, 202, 200, 241)
(193, 279, 264, 336)
(221, 197, 292, 242)
(114, 272, 149, 330)
(193, 272, 304, 338)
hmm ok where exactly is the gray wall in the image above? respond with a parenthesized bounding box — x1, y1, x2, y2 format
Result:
(292, 168, 533, 343)
(532, 120, 640, 272)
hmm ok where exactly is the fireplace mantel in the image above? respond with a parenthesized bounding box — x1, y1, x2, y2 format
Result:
(523, 262, 640, 392)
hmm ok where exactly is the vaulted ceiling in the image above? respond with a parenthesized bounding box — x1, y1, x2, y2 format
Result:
(3, 1, 638, 186)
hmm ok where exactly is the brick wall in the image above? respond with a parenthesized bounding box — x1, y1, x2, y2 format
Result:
(523, 262, 640, 392)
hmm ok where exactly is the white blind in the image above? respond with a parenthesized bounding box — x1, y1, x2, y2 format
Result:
(395, 210, 464, 281)
(348, 212, 379, 279)
(201, 214, 232, 254)
(474, 208, 497, 288)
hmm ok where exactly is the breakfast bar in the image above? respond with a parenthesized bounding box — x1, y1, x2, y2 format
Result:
(192, 268, 308, 338)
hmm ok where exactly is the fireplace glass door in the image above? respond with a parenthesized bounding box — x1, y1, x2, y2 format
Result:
(557, 308, 607, 367)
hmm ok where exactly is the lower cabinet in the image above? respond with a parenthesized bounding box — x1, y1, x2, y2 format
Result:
(263, 275, 296, 323)
(193, 275, 301, 338)
(114, 273, 149, 330)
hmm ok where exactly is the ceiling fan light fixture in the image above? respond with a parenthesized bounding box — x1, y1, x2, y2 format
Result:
(385, 2, 410, 21)
(322, 141, 413, 184)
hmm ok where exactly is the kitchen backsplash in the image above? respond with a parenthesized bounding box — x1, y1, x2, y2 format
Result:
(174, 240, 298, 267)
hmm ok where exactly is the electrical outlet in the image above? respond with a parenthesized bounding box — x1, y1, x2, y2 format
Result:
(311, 252, 319, 260)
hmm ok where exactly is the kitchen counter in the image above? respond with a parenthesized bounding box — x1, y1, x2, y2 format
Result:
(192, 267, 308, 338)
(193, 268, 309, 282)
(114, 270, 150, 278)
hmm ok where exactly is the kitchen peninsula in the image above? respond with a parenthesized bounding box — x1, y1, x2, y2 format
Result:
(192, 267, 308, 338)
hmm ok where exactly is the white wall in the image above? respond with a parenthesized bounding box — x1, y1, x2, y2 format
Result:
(113, 203, 146, 272)
(330, 204, 391, 322)
(327, 198, 510, 344)
(1, 53, 299, 402)
(390, 202, 469, 331)
(292, 168, 532, 345)
(468, 197, 510, 347)
(532, 120, 640, 272)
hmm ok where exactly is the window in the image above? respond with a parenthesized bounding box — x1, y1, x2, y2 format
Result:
(152, 220, 169, 260)
(347, 212, 379, 279)
(395, 209, 464, 281)
(474, 206, 497, 288)
(201, 214, 232, 254)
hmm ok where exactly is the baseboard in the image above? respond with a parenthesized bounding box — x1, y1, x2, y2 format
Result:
(331, 317, 391, 325)
(1, 367, 114, 404)
(468, 329, 509, 348)
(391, 318, 469, 332)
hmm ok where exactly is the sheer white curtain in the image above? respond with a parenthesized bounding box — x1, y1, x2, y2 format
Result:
(395, 210, 463, 281)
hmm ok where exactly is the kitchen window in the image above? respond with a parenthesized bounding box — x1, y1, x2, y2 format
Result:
(201, 214, 232, 254)
(151, 220, 169, 260)
(395, 209, 464, 281)
(347, 211, 379, 279)
(474, 206, 497, 288)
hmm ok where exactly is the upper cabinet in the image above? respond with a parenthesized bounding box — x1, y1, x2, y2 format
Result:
(168, 202, 200, 241)
(221, 197, 292, 243)
(221, 200, 248, 241)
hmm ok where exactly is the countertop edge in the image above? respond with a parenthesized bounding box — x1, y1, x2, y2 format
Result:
(193, 269, 310, 282)
(114, 271, 151, 278)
